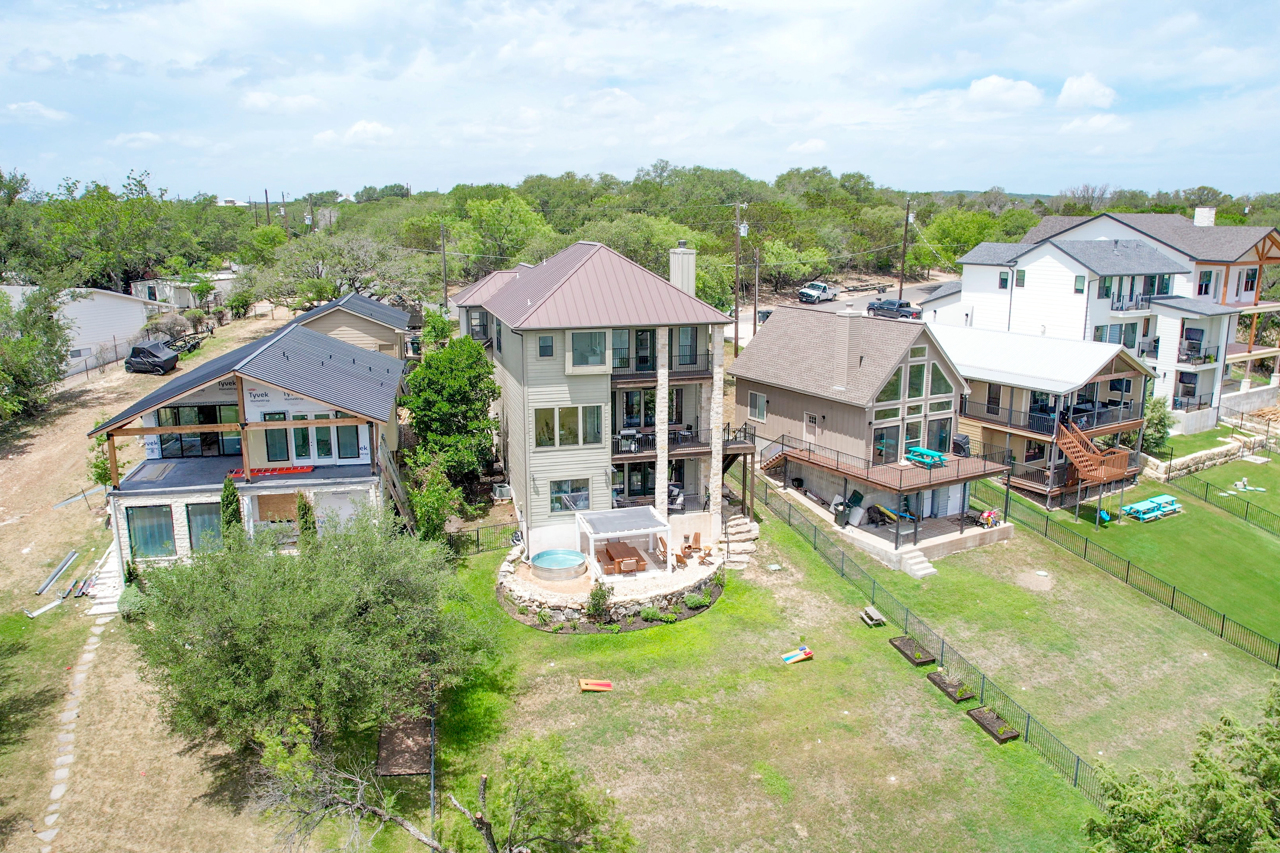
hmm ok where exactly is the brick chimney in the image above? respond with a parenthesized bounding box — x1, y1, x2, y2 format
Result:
(1194, 207, 1216, 227)
(669, 239, 697, 297)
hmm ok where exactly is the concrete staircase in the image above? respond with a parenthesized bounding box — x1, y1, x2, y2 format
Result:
(85, 549, 123, 616)
(899, 549, 937, 579)
(718, 516, 760, 568)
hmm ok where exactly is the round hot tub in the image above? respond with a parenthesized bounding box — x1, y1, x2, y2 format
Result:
(530, 549, 588, 581)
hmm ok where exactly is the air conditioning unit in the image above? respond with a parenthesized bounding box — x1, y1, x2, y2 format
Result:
(492, 483, 513, 501)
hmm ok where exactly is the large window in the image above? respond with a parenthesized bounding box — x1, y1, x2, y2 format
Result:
(612, 329, 630, 368)
(263, 412, 289, 462)
(535, 408, 555, 447)
(571, 331, 606, 366)
(292, 415, 310, 459)
(1198, 271, 1212, 296)
(642, 389, 656, 428)
(677, 326, 697, 364)
(929, 363, 953, 396)
(904, 421, 922, 450)
(158, 404, 241, 458)
(314, 414, 333, 458)
(336, 416, 360, 459)
(907, 363, 925, 399)
(623, 391, 642, 429)
(558, 406, 580, 446)
(748, 391, 766, 422)
(1157, 274, 1172, 295)
(583, 406, 602, 444)
(635, 329, 655, 371)
(550, 478, 590, 513)
(872, 425, 899, 465)
(1097, 277, 1112, 299)
(126, 505, 176, 558)
(876, 367, 902, 403)
(186, 503, 223, 552)
(1245, 268, 1258, 293)
(927, 417, 952, 454)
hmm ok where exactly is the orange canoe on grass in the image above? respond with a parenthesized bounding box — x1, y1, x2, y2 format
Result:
(579, 679, 613, 692)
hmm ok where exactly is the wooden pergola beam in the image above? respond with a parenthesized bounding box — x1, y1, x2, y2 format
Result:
(107, 417, 373, 437)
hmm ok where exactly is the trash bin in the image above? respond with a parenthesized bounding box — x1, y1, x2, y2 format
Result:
(791, 477, 804, 490)
(833, 500, 851, 527)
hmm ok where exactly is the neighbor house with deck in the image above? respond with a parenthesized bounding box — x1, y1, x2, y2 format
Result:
(89, 324, 412, 564)
(922, 210, 1280, 431)
(451, 240, 754, 567)
(289, 291, 412, 358)
(729, 304, 1010, 573)
(929, 323, 1156, 509)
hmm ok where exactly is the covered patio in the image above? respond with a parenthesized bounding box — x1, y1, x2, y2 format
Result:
(576, 505, 674, 578)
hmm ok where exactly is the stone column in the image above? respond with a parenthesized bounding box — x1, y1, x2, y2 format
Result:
(709, 326, 726, 538)
(1241, 359, 1254, 392)
(655, 328, 670, 527)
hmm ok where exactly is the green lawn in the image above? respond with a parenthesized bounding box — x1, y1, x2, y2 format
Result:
(1045, 479, 1280, 640)
(1163, 425, 1247, 459)
(1187, 457, 1280, 512)
(865, 526, 1275, 772)
(378, 520, 1099, 853)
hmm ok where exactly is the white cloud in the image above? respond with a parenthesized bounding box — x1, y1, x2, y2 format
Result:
(1057, 73, 1116, 109)
(107, 131, 163, 148)
(6, 100, 71, 121)
(787, 138, 827, 154)
(240, 91, 324, 114)
(1060, 113, 1131, 134)
(314, 120, 394, 146)
(967, 75, 1044, 110)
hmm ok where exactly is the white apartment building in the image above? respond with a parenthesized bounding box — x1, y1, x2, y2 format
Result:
(924, 210, 1280, 432)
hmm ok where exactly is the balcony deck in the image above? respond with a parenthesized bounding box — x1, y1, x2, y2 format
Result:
(611, 353, 714, 386)
(765, 436, 1007, 494)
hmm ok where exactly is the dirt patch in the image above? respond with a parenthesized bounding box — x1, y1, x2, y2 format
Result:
(1016, 571, 1055, 591)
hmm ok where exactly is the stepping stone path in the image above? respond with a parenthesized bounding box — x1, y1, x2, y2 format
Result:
(37, 615, 114, 849)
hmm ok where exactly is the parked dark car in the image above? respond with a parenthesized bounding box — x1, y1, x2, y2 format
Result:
(867, 298, 922, 319)
(124, 340, 179, 375)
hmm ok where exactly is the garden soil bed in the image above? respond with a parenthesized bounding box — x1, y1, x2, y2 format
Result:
(927, 670, 976, 703)
(967, 707, 1020, 744)
(499, 582, 724, 634)
(889, 635, 936, 667)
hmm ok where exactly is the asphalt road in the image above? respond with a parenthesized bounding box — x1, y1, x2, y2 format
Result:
(726, 278, 954, 347)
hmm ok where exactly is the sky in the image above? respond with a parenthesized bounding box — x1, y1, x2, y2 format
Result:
(2, 0, 1278, 200)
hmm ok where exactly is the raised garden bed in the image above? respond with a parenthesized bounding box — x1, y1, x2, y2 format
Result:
(967, 707, 1020, 744)
(499, 581, 724, 634)
(889, 635, 936, 667)
(927, 670, 976, 703)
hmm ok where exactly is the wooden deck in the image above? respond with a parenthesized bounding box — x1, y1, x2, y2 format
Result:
(774, 447, 1007, 494)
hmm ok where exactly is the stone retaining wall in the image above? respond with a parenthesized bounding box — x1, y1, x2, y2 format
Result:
(496, 544, 722, 624)
(1142, 434, 1270, 482)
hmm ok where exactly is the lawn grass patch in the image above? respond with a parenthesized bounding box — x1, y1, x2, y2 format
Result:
(1163, 425, 1245, 459)
(1188, 457, 1280, 512)
(397, 519, 1100, 853)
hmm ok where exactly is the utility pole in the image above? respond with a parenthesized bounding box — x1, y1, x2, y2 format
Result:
(753, 247, 760, 335)
(264, 189, 271, 226)
(281, 192, 289, 237)
(440, 223, 448, 309)
(897, 197, 911, 301)
(252, 197, 258, 227)
(734, 202, 741, 356)
(308, 196, 316, 233)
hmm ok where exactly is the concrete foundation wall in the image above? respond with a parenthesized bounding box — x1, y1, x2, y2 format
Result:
(1221, 384, 1278, 416)
(1173, 406, 1220, 435)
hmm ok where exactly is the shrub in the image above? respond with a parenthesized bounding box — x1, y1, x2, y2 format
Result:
(536, 609, 551, 625)
(144, 313, 189, 341)
(601, 624, 621, 634)
(683, 592, 709, 610)
(639, 606, 661, 622)
(658, 612, 678, 624)
(183, 309, 208, 333)
(551, 624, 564, 633)
(517, 605, 529, 615)
(585, 582, 612, 621)
(117, 583, 147, 621)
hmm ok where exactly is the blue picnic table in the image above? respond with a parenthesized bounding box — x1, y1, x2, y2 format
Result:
(905, 447, 946, 469)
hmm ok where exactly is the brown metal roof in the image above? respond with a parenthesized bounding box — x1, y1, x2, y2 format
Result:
(479, 242, 731, 330)
(451, 269, 517, 307)
(728, 306, 964, 408)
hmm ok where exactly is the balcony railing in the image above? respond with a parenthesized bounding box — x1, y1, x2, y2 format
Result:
(1137, 341, 1159, 360)
(468, 327, 489, 342)
(610, 423, 755, 457)
(1008, 447, 1140, 490)
(1178, 344, 1219, 366)
(1065, 401, 1138, 431)
(960, 399, 1057, 435)
(761, 433, 1009, 492)
(1111, 294, 1152, 312)
(1173, 393, 1214, 412)
(611, 351, 712, 379)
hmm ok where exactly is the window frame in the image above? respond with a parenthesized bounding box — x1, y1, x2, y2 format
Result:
(263, 412, 290, 463)
(748, 390, 767, 422)
(550, 478, 591, 513)
(558, 406, 580, 446)
(928, 362, 953, 397)
(534, 408, 555, 448)
(1015, 269, 1026, 288)
(126, 505, 177, 559)
(876, 366, 902, 403)
(538, 335, 554, 358)
(568, 330, 609, 373)
(1074, 275, 1085, 294)
(186, 502, 224, 553)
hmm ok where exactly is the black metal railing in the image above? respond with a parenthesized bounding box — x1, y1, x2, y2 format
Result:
(960, 399, 1057, 435)
(611, 351, 712, 379)
(1137, 341, 1158, 360)
(612, 428, 712, 456)
(1065, 402, 1138, 431)
(1111, 294, 1152, 312)
(1173, 393, 1214, 412)
(972, 478, 1280, 673)
(762, 433, 1008, 491)
(743, 474, 1105, 809)
(1178, 345, 1219, 365)
(1008, 461, 1072, 489)
(447, 521, 521, 555)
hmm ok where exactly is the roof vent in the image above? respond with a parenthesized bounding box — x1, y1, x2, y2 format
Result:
(678, 239, 687, 248)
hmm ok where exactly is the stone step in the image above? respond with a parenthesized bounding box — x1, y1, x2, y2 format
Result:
(900, 552, 937, 579)
(721, 541, 757, 555)
(86, 603, 119, 616)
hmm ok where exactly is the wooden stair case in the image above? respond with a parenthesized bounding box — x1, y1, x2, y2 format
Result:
(1056, 422, 1130, 484)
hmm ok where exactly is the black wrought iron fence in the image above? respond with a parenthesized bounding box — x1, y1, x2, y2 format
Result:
(970, 479, 1280, 670)
(1166, 469, 1280, 539)
(447, 522, 520, 555)
(748, 474, 1106, 809)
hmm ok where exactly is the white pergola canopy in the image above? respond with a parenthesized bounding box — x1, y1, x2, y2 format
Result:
(576, 506, 672, 574)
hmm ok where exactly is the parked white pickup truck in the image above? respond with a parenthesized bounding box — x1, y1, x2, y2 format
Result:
(798, 282, 840, 303)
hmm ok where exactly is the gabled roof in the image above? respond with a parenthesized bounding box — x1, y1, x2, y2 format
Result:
(89, 324, 406, 437)
(1022, 213, 1278, 263)
(919, 280, 962, 305)
(927, 323, 1154, 395)
(728, 306, 967, 407)
(1048, 240, 1191, 276)
(451, 270, 518, 308)
(957, 243, 1029, 266)
(480, 242, 731, 330)
(290, 292, 409, 332)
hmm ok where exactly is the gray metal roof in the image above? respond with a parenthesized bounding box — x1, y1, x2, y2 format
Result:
(1048, 240, 1191, 276)
(956, 242, 1032, 266)
(1149, 295, 1242, 317)
(919, 280, 962, 305)
(728, 306, 965, 408)
(90, 324, 406, 436)
(480, 242, 731, 330)
(1022, 213, 1278, 263)
(1021, 216, 1092, 244)
(291, 292, 410, 331)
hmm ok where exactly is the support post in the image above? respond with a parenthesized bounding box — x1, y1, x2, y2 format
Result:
(236, 375, 252, 483)
(913, 491, 920, 545)
(894, 494, 902, 550)
(709, 326, 726, 537)
(753, 247, 760, 335)
(655, 328, 670, 526)
(733, 203, 741, 356)
(369, 422, 379, 477)
(1095, 485, 1103, 530)
(1003, 470, 1012, 524)
(107, 433, 120, 488)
